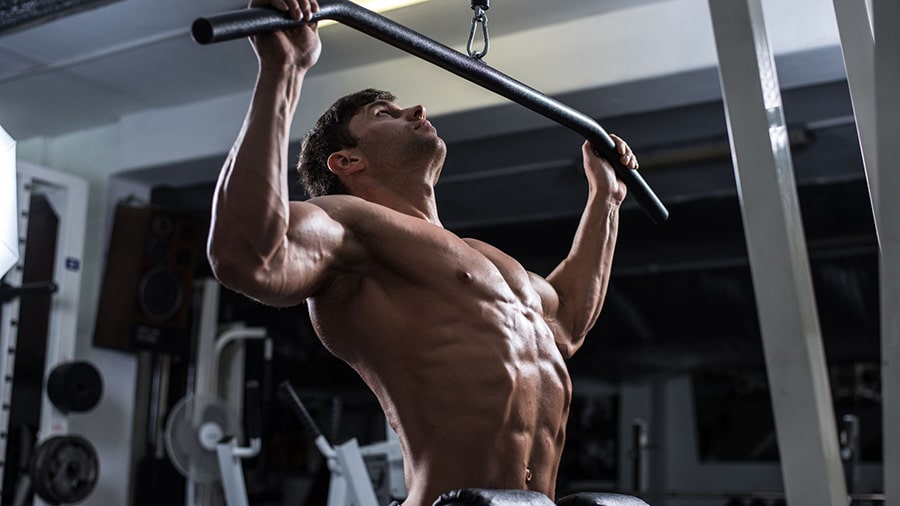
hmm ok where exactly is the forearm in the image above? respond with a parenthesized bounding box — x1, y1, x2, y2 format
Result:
(546, 190, 621, 344)
(208, 65, 306, 275)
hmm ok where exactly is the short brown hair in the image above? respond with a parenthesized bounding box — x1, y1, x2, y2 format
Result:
(298, 89, 396, 197)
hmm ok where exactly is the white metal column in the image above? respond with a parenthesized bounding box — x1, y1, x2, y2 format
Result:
(706, 1, 847, 506)
(832, 0, 878, 232)
(874, 0, 900, 502)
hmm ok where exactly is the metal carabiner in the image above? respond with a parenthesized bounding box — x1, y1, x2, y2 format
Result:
(467, 6, 489, 60)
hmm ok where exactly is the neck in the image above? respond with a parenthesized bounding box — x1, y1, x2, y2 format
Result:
(356, 181, 443, 227)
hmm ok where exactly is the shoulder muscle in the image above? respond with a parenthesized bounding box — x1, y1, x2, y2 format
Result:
(251, 197, 366, 305)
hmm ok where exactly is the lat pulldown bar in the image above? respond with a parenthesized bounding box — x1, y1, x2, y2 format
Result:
(191, 0, 669, 224)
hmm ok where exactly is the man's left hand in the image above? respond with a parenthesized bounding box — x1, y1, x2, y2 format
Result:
(581, 133, 638, 204)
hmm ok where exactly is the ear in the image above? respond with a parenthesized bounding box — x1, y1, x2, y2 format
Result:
(326, 150, 367, 176)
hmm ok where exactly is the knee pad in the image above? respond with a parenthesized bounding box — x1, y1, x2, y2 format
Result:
(432, 488, 556, 506)
(556, 492, 650, 506)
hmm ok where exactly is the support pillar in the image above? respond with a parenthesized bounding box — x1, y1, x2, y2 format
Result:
(874, 0, 900, 502)
(832, 0, 878, 234)
(706, 1, 847, 505)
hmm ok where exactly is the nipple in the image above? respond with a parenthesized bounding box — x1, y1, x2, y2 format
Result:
(525, 467, 533, 483)
(457, 270, 474, 284)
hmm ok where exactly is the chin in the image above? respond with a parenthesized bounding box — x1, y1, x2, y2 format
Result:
(433, 137, 448, 160)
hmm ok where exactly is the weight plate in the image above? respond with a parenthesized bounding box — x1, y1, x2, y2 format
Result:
(30, 435, 99, 504)
(47, 361, 103, 413)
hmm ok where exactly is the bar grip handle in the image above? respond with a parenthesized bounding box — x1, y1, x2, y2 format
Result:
(277, 381, 322, 440)
(192, 1, 669, 223)
(192, 6, 302, 44)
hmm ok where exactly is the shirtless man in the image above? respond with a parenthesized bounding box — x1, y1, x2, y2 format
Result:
(206, 0, 639, 504)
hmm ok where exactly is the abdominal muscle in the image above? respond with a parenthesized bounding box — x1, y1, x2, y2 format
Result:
(309, 250, 573, 506)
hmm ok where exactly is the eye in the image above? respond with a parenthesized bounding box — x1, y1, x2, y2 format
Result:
(375, 109, 390, 117)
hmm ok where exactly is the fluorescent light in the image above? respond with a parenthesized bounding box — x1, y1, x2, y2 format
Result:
(319, 0, 432, 27)
(0, 125, 18, 278)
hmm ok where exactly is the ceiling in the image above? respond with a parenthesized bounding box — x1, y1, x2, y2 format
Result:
(0, 0, 880, 385)
(0, 0, 670, 140)
(0, 0, 847, 142)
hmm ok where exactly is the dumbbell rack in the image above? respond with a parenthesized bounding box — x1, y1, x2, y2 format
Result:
(0, 162, 89, 504)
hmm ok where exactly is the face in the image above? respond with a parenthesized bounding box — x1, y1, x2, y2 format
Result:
(347, 99, 447, 183)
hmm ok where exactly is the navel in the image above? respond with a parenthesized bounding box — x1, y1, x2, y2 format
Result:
(525, 467, 533, 483)
(457, 270, 474, 284)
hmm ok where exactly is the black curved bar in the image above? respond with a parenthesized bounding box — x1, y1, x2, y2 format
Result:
(192, 1, 669, 223)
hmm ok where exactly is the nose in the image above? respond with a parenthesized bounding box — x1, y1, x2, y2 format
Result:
(406, 104, 426, 121)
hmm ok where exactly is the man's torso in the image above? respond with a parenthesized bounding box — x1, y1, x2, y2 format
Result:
(305, 196, 573, 505)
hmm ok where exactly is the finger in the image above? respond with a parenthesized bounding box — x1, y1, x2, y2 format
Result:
(291, 0, 305, 20)
(299, 0, 315, 20)
(609, 133, 627, 156)
(626, 154, 640, 170)
(266, 0, 299, 20)
(274, 0, 299, 21)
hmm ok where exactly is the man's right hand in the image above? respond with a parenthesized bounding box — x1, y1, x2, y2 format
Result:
(249, 0, 322, 71)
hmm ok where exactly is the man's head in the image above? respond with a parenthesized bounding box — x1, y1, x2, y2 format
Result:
(298, 89, 395, 198)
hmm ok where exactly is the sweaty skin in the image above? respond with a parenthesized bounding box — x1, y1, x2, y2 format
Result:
(207, 1, 637, 504)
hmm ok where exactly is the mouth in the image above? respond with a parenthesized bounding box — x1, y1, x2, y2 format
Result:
(415, 119, 433, 131)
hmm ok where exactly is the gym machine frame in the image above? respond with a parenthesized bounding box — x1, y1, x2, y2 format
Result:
(278, 381, 406, 506)
(191, 0, 669, 224)
(174, 279, 269, 506)
(0, 161, 92, 505)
